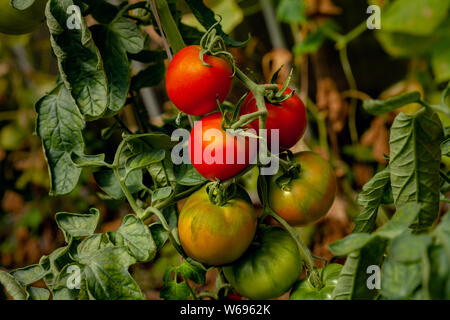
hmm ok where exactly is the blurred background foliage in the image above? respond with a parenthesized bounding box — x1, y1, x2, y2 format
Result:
(0, 0, 449, 298)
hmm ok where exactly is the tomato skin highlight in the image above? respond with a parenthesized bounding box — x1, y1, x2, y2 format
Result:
(269, 151, 337, 226)
(177, 186, 257, 266)
(188, 113, 257, 181)
(0, 0, 47, 35)
(290, 263, 342, 300)
(165, 45, 233, 116)
(223, 226, 303, 300)
(240, 85, 307, 149)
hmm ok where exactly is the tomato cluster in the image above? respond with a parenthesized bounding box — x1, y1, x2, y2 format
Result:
(168, 45, 338, 299)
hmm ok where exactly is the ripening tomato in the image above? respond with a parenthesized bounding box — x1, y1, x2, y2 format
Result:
(188, 112, 257, 181)
(240, 85, 307, 150)
(177, 186, 257, 266)
(0, 0, 47, 35)
(165, 45, 233, 116)
(223, 226, 303, 300)
(269, 151, 336, 226)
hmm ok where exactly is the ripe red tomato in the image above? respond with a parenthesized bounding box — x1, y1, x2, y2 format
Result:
(269, 151, 336, 226)
(240, 85, 307, 149)
(178, 186, 257, 266)
(165, 45, 233, 116)
(188, 113, 257, 181)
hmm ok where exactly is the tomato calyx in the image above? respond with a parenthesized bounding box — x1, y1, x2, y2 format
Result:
(198, 18, 236, 73)
(206, 180, 238, 206)
(274, 152, 302, 191)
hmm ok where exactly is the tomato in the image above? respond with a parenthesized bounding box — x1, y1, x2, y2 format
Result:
(165, 45, 233, 116)
(269, 151, 336, 226)
(188, 112, 257, 181)
(240, 85, 307, 150)
(177, 186, 257, 266)
(223, 226, 302, 300)
(290, 263, 342, 300)
(0, 0, 47, 35)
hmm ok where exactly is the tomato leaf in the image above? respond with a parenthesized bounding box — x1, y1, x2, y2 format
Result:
(78, 0, 118, 24)
(46, 0, 108, 119)
(93, 168, 145, 200)
(78, 246, 145, 300)
(131, 61, 165, 91)
(388, 233, 432, 263)
(91, 24, 131, 114)
(10, 265, 46, 286)
(174, 164, 207, 186)
(55, 208, 100, 242)
(353, 167, 391, 233)
(149, 223, 169, 251)
(389, 110, 444, 229)
(26, 287, 50, 300)
(328, 233, 372, 256)
(332, 236, 388, 300)
(363, 92, 421, 115)
(380, 257, 421, 299)
(426, 244, 450, 299)
(108, 215, 157, 262)
(36, 84, 85, 195)
(0, 271, 28, 300)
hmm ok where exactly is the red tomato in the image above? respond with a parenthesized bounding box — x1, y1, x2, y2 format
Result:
(188, 113, 257, 181)
(240, 85, 307, 149)
(165, 45, 233, 116)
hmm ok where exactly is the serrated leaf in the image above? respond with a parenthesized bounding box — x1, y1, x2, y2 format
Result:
(55, 208, 100, 242)
(36, 84, 85, 195)
(389, 110, 444, 228)
(353, 167, 391, 233)
(80, 246, 144, 300)
(46, 0, 108, 118)
(160, 278, 191, 300)
(0, 270, 28, 300)
(172, 261, 206, 285)
(110, 215, 157, 262)
(363, 92, 421, 115)
(332, 236, 388, 300)
(381, 257, 421, 299)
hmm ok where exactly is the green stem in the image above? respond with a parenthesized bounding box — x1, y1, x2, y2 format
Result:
(306, 98, 329, 156)
(339, 47, 358, 145)
(336, 22, 367, 50)
(115, 169, 143, 215)
(152, 0, 185, 54)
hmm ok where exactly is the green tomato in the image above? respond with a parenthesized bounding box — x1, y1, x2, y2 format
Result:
(223, 226, 303, 300)
(0, 0, 47, 35)
(290, 263, 342, 300)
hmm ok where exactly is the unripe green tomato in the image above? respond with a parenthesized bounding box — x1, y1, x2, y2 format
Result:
(290, 263, 342, 300)
(0, 0, 47, 35)
(269, 151, 337, 226)
(223, 226, 303, 300)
